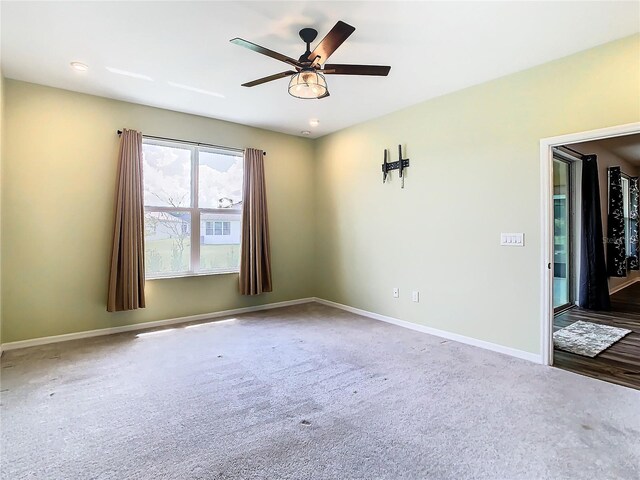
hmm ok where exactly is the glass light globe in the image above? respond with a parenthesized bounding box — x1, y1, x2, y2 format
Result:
(288, 69, 328, 99)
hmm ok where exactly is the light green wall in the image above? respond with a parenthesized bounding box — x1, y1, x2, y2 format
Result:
(2, 81, 316, 342)
(2, 35, 639, 349)
(0, 72, 4, 349)
(314, 34, 640, 355)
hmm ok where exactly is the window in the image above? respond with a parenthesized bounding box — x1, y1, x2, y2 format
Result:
(213, 221, 231, 236)
(552, 157, 573, 310)
(142, 139, 243, 278)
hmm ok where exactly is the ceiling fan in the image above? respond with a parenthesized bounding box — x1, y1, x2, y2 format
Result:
(230, 21, 391, 99)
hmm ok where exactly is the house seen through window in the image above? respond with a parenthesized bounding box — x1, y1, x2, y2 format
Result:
(142, 139, 243, 278)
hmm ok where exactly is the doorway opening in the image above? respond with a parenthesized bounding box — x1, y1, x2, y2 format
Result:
(540, 122, 640, 390)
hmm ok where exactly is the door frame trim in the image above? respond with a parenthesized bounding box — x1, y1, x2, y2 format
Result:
(539, 122, 640, 366)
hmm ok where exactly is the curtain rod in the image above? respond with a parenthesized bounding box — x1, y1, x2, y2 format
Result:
(116, 130, 266, 155)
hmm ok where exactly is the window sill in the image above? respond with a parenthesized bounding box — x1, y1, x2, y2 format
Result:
(146, 269, 239, 281)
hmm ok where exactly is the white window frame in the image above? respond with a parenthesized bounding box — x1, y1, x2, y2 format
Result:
(143, 138, 243, 279)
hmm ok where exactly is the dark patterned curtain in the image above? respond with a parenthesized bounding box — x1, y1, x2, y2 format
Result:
(629, 177, 639, 270)
(579, 155, 610, 310)
(607, 166, 627, 277)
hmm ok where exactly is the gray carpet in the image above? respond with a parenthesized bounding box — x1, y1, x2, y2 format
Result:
(1, 303, 639, 480)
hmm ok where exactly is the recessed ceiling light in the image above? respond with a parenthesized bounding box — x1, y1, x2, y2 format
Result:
(106, 67, 153, 81)
(301, 131, 311, 136)
(309, 119, 320, 127)
(70, 62, 88, 72)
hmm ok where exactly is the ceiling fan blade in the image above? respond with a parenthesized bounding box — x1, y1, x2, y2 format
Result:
(241, 71, 297, 87)
(323, 64, 391, 76)
(230, 38, 302, 68)
(308, 21, 355, 65)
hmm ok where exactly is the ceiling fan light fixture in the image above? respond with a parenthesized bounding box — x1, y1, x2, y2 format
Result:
(288, 69, 327, 99)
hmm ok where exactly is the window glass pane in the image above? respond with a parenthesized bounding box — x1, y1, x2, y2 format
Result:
(142, 139, 243, 278)
(553, 159, 570, 309)
(200, 212, 241, 271)
(145, 211, 191, 275)
(198, 151, 243, 209)
(143, 142, 192, 208)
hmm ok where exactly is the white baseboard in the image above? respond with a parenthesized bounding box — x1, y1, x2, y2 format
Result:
(1, 296, 542, 364)
(313, 297, 542, 364)
(0, 298, 315, 352)
(609, 277, 640, 295)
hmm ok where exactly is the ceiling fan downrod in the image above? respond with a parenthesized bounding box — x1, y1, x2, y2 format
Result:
(298, 28, 318, 64)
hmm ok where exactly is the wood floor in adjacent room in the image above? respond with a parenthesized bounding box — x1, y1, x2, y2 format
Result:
(554, 282, 640, 390)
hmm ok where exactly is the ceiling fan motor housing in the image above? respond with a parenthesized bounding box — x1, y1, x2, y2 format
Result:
(299, 28, 318, 63)
(299, 28, 318, 44)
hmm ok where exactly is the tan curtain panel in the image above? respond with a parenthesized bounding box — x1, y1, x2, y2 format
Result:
(107, 129, 146, 311)
(239, 148, 273, 295)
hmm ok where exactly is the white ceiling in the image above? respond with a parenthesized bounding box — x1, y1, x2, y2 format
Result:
(1, 1, 638, 138)
(593, 134, 640, 166)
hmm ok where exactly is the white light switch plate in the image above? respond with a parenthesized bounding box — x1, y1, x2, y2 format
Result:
(393, 288, 399, 298)
(500, 233, 525, 247)
(412, 291, 419, 302)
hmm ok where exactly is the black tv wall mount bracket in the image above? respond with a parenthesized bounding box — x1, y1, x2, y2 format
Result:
(382, 145, 410, 188)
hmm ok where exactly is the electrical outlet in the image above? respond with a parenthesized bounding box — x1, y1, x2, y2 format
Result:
(412, 291, 419, 302)
(393, 288, 399, 298)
